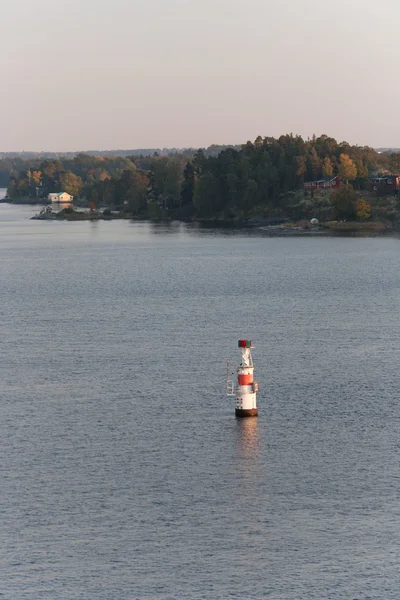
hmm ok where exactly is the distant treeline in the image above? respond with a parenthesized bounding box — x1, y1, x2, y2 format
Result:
(0, 144, 238, 186)
(5, 134, 400, 220)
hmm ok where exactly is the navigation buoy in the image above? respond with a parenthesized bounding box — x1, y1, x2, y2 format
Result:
(227, 340, 259, 417)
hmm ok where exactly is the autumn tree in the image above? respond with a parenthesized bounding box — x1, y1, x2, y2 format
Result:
(388, 152, 400, 175)
(354, 159, 368, 180)
(322, 157, 333, 177)
(309, 148, 321, 179)
(339, 153, 357, 183)
(356, 199, 371, 220)
(98, 171, 111, 182)
(31, 170, 42, 185)
(13, 177, 29, 197)
(60, 171, 83, 197)
(295, 156, 306, 178)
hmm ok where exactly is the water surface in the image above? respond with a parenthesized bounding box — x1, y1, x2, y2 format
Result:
(1, 202, 400, 599)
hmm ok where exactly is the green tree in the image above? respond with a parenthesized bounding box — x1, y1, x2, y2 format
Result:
(148, 157, 183, 210)
(330, 185, 357, 220)
(99, 178, 116, 207)
(116, 170, 148, 215)
(240, 178, 258, 217)
(181, 161, 195, 206)
(193, 172, 220, 217)
(353, 159, 369, 189)
(192, 149, 207, 178)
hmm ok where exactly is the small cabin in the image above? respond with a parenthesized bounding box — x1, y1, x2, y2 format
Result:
(48, 192, 74, 204)
(369, 176, 400, 192)
(304, 176, 342, 191)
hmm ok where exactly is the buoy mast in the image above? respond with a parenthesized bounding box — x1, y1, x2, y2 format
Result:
(227, 340, 259, 417)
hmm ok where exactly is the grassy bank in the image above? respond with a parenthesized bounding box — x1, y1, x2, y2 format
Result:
(322, 221, 389, 232)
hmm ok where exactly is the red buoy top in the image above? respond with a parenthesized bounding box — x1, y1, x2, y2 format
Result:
(238, 340, 252, 348)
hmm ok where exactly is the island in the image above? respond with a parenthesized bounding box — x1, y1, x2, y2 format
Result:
(2, 134, 400, 232)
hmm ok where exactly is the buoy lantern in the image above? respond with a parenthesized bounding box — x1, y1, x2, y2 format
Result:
(227, 340, 259, 418)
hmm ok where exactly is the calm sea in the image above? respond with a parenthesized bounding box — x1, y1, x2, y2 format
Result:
(2, 198, 400, 599)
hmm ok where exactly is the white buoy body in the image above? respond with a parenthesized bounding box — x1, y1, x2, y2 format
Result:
(227, 340, 259, 418)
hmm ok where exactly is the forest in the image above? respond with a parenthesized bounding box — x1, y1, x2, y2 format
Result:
(4, 135, 400, 221)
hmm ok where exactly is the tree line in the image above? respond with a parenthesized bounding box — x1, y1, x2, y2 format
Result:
(5, 134, 399, 220)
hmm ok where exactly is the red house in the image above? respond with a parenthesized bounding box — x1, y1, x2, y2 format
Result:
(304, 176, 342, 191)
(369, 175, 400, 192)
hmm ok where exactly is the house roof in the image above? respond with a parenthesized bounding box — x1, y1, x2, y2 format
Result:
(304, 176, 337, 184)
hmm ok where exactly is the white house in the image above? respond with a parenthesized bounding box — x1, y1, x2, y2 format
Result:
(48, 192, 74, 204)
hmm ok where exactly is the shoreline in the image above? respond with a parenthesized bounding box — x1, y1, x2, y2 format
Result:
(2, 200, 395, 235)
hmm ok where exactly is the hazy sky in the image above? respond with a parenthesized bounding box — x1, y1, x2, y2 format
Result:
(1, 0, 399, 150)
